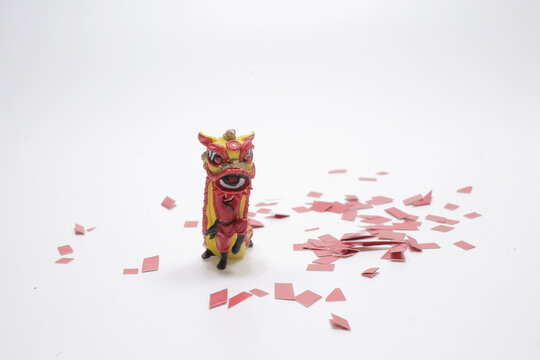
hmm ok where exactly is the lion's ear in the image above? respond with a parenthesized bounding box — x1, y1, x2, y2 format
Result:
(238, 132, 255, 142)
(198, 132, 217, 146)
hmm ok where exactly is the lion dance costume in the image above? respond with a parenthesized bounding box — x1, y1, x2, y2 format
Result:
(198, 129, 255, 270)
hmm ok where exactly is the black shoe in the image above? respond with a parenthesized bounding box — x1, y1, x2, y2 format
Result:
(217, 252, 228, 270)
(248, 240, 253, 248)
(231, 235, 245, 254)
(201, 249, 214, 259)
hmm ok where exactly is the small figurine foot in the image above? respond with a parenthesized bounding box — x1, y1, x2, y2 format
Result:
(249, 240, 253, 248)
(201, 248, 214, 260)
(231, 235, 246, 254)
(217, 252, 228, 270)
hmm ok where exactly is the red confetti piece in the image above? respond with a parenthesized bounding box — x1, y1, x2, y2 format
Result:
(361, 267, 379, 277)
(161, 196, 176, 209)
(444, 203, 459, 210)
(376, 171, 389, 175)
(330, 313, 351, 330)
(275, 283, 295, 300)
(249, 288, 269, 297)
(403, 194, 423, 206)
(307, 191, 323, 198)
(257, 208, 271, 214)
(142, 255, 159, 272)
(248, 218, 264, 228)
(123, 268, 138, 275)
(228, 291, 252, 308)
(431, 224, 454, 232)
(295, 290, 322, 307)
(457, 186, 472, 193)
(55, 258, 74, 264)
(368, 196, 393, 205)
(292, 206, 310, 213)
(74, 224, 85, 235)
(358, 177, 377, 181)
(210, 289, 228, 309)
(413, 190, 432, 206)
(57, 245, 73, 256)
(329, 169, 347, 174)
(86, 227, 96, 232)
(270, 213, 289, 219)
(454, 241, 475, 250)
(385, 207, 418, 221)
(312, 256, 339, 264)
(184, 221, 198, 228)
(464, 212, 482, 219)
(318, 234, 338, 243)
(326, 288, 346, 302)
(306, 264, 335, 271)
(341, 209, 357, 221)
(305, 227, 319, 232)
(419, 242, 440, 249)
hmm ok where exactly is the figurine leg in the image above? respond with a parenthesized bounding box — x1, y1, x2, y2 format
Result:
(249, 240, 253, 248)
(231, 235, 245, 254)
(201, 248, 214, 259)
(217, 252, 228, 270)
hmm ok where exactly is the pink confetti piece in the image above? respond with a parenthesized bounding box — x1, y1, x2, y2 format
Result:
(269, 213, 290, 219)
(318, 234, 338, 243)
(464, 212, 482, 219)
(426, 214, 447, 223)
(307, 191, 323, 198)
(142, 255, 159, 272)
(358, 177, 377, 181)
(257, 208, 271, 214)
(385, 207, 418, 221)
(247, 211, 257, 217)
(362, 267, 379, 277)
(248, 218, 264, 228)
(419, 242, 440, 249)
(314, 250, 334, 257)
(392, 222, 419, 230)
(345, 194, 358, 201)
(295, 290, 322, 307)
(340, 232, 375, 241)
(457, 186, 472, 194)
(210, 289, 228, 309)
(292, 206, 310, 213)
(275, 283, 295, 300)
(326, 288, 346, 302)
(431, 224, 454, 232)
(55, 257, 74, 264)
(360, 216, 392, 224)
(368, 196, 393, 205)
(74, 224, 85, 235)
(161, 196, 176, 209)
(306, 264, 335, 271)
(454, 241, 475, 250)
(305, 227, 319, 232)
(329, 169, 347, 174)
(57, 245, 73, 256)
(123, 268, 138, 275)
(378, 231, 406, 241)
(86, 227, 96, 232)
(376, 171, 389, 176)
(403, 194, 423, 206)
(330, 313, 351, 330)
(341, 210, 357, 221)
(311, 201, 333, 212)
(444, 203, 459, 210)
(228, 291, 253, 308)
(413, 190, 432, 206)
(406, 236, 423, 252)
(249, 288, 269, 297)
(328, 202, 348, 214)
(184, 221, 199, 228)
(313, 256, 339, 264)
(381, 249, 406, 261)
(255, 202, 277, 207)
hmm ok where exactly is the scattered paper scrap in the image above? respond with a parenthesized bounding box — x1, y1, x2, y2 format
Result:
(360, 215, 392, 224)
(311, 201, 333, 212)
(295, 290, 322, 307)
(403, 194, 423, 206)
(454, 241, 475, 250)
(457, 186, 472, 194)
(306, 264, 335, 271)
(330, 313, 351, 330)
(161, 196, 176, 209)
(313, 256, 339, 264)
(444, 203, 459, 210)
(419, 243, 440, 249)
(210, 289, 228, 309)
(255, 202, 278, 207)
(142, 255, 159, 273)
(341, 210, 357, 221)
(305, 227, 319, 232)
(329, 169, 347, 174)
(123, 268, 138, 275)
(413, 190, 432, 206)
(275, 283, 295, 300)
(326, 288, 346, 302)
(184, 221, 198, 228)
(250, 288, 269, 297)
(464, 212, 482, 219)
(385, 207, 418, 221)
(376, 171, 389, 176)
(318, 234, 338, 243)
(292, 206, 310, 213)
(57, 245, 73, 256)
(358, 177, 377, 181)
(86, 227, 96, 232)
(270, 213, 289, 219)
(307, 191, 323, 198)
(228, 291, 252, 308)
(55, 258, 74, 264)
(74, 224, 85, 235)
(362, 267, 379, 278)
(368, 196, 393, 205)
(248, 218, 264, 228)
(431, 225, 454, 233)
(257, 208, 271, 214)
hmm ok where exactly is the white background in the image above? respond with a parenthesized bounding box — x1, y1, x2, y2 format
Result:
(1, 0, 539, 359)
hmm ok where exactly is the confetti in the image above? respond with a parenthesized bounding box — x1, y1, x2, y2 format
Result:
(55, 258, 74, 264)
(444, 203, 459, 210)
(292, 206, 310, 213)
(275, 283, 295, 300)
(403, 194, 423, 206)
(161, 196, 176, 209)
(228, 291, 252, 308)
(431, 225, 454, 232)
(464, 212, 482, 219)
(142, 255, 159, 272)
(358, 177, 377, 181)
(184, 221, 198, 228)
(330, 314, 351, 330)
(74, 224, 85, 235)
(295, 290, 322, 307)
(454, 241, 475, 250)
(57, 245, 73, 256)
(210, 289, 228, 309)
(307, 191, 323, 198)
(326, 288, 346, 301)
(249, 288, 269, 297)
(362, 267, 379, 278)
(123, 268, 138, 275)
(306, 264, 335, 271)
(457, 186, 472, 194)
(329, 169, 347, 174)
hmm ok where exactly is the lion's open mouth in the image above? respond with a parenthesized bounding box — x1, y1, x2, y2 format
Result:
(218, 173, 251, 192)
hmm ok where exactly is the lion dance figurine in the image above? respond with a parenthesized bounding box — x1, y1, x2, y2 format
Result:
(198, 129, 255, 270)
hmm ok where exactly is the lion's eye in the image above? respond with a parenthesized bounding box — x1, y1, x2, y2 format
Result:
(208, 150, 223, 165)
(243, 148, 253, 162)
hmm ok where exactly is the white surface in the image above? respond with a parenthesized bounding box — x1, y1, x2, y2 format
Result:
(1, 1, 540, 359)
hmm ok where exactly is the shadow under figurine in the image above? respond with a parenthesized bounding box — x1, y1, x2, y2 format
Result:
(198, 129, 255, 270)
